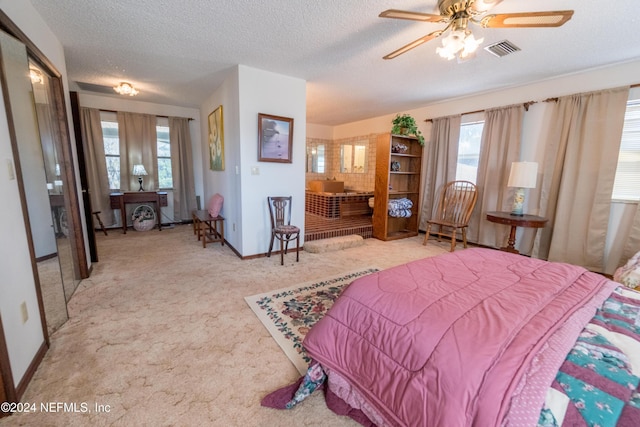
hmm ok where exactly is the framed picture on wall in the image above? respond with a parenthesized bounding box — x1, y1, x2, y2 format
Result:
(209, 105, 224, 171)
(258, 113, 293, 163)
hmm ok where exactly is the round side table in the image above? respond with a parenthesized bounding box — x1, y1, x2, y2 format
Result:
(486, 211, 548, 254)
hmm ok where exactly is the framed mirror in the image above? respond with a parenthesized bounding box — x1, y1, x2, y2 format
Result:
(340, 140, 367, 173)
(306, 142, 325, 173)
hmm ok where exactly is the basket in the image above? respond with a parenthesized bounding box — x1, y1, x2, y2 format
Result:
(132, 204, 157, 232)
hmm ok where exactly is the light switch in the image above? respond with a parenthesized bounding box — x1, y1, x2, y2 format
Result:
(251, 167, 260, 175)
(20, 301, 28, 323)
(6, 158, 15, 180)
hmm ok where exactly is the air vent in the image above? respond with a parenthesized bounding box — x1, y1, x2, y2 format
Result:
(484, 40, 521, 58)
(75, 81, 116, 94)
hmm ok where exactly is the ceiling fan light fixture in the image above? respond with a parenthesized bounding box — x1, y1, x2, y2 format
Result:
(469, 0, 502, 13)
(113, 82, 139, 96)
(437, 29, 483, 60)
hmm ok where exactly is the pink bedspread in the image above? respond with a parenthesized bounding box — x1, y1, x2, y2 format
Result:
(302, 248, 614, 426)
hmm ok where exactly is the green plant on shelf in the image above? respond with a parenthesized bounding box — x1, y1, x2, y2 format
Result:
(391, 114, 425, 146)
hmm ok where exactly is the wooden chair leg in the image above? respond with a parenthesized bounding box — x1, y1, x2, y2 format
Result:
(268, 233, 275, 257)
(450, 229, 457, 252)
(462, 228, 468, 248)
(295, 234, 299, 262)
(423, 224, 432, 246)
(192, 213, 197, 236)
(280, 237, 284, 266)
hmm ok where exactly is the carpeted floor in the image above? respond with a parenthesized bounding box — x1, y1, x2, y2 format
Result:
(2, 224, 451, 426)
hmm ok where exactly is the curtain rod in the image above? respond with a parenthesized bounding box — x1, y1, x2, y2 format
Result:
(421, 82, 640, 122)
(98, 108, 194, 121)
(423, 102, 533, 122)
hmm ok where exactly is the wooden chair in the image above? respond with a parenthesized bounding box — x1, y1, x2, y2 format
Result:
(92, 211, 108, 236)
(267, 196, 300, 265)
(423, 181, 478, 252)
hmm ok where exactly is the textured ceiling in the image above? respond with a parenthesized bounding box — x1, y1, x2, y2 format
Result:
(29, 0, 640, 125)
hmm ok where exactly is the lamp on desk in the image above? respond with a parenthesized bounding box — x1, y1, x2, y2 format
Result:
(132, 164, 148, 192)
(507, 161, 538, 216)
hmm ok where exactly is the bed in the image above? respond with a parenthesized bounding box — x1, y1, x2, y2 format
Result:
(263, 248, 640, 426)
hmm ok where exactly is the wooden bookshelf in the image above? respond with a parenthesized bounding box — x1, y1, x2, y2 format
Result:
(372, 133, 423, 241)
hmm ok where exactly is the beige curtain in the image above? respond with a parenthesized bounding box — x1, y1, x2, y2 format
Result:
(470, 105, 524, 247)
(117, 112, 158, 191)
(537, 87, 629, 271)
(35, 104, 57, 183)
(419, 115, 461, 230)
(80, 107, 115, 225)
(169, 117, 197, 221)
(621, 206, 640, 263)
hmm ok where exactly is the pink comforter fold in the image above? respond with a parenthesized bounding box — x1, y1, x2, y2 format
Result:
(303, 248, 613, 426)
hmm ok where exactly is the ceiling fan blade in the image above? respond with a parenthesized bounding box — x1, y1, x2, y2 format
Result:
(379, 9, 447, 23)
(383, 30, 444, 60)
(480, 10, 574, 28)
(468, 0, 503, 14)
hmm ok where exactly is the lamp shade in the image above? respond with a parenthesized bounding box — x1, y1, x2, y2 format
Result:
(132, 164, 148, 176)
(507, 161, 538, 189)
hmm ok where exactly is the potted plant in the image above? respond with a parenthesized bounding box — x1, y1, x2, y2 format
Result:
(391, 114, 425, 146)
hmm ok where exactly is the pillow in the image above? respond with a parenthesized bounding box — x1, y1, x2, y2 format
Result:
(208, 193, 224, 217)
(614, 250, 640, 289)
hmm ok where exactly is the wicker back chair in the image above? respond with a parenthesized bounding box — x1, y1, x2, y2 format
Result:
(267, 196, 300, 265)
(423, 180, 478, 252)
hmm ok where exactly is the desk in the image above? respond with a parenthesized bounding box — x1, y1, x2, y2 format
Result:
(110, 192, 168, 234)
(486, 211, 548, 254)
(192, 210, 224, 248)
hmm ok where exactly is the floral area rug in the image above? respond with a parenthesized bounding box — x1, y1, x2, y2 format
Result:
(244, 267, 379, 375)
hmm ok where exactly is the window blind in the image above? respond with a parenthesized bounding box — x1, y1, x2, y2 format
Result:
(613, 100, 640, 201)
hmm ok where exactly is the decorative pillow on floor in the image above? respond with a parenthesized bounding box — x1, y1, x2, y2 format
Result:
(614, 250, 640, 289)
(208, 193, 224, 217)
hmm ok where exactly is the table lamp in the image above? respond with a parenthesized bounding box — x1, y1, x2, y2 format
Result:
(132, 164, 148, 191)
(507, 161, 538, 216)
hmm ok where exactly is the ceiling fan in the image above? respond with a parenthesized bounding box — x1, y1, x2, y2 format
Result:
(380, 0, 574, 60)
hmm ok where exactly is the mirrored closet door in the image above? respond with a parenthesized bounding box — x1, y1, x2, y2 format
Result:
(0, 30, 69, 334)
(0, 26, 86, 335)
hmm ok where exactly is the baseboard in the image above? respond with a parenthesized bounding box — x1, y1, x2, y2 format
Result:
(15, 340, 47, 400)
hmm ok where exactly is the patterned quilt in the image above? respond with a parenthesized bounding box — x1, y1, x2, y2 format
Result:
(538, 287, 640, 427)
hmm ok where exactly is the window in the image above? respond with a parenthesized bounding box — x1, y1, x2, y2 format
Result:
(101, 120, 120, 189)
(100, 118, 173, 190)
(156, 125, 172, 189)
(456, 120, 484, 184)
(612, 99, 640, 201)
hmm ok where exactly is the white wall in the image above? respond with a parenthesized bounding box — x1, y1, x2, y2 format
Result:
(199, 67, 241, 250)
(238, 66, 306, 256)
(199, 65, 306, 257)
